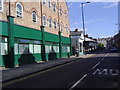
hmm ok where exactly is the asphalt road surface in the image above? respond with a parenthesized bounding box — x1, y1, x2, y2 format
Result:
(3, 51, 120, 89)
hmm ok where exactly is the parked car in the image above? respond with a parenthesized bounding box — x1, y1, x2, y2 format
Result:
(110, 46, 117, 52)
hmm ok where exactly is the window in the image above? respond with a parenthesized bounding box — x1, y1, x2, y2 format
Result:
(43, 15, 47, 26)
(49, 18, 52, 28)
(60, 23, 63, 32)
(42, 0, 46, 6)
(65, 11, 67, 18)
(48, 0, 51, 9)
(16, 3, 23, 17)
(66, 25, 68, 33)
(45, 45, 51, 53)
(54, 20, 57, 29)
(62, 46, 70, 52)
(34, 45, 41, 53)
(60, 7, 62, 16)
(29, 44, 33, 53)
(32, 11, 37, 22)
(1, 37, 8, 55)
(14, 43, 19, 54)
(53, 3, 56, 12)
(0, 0, 3, 12)
(19, 44, 29, 54)
(53, 46, 59, 53)
(1, 43, 8, 55)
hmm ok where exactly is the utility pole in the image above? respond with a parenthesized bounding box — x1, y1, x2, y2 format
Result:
(81, 2, 90, 55)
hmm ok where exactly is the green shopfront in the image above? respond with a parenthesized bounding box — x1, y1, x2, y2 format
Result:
(0, 17, 72, 67)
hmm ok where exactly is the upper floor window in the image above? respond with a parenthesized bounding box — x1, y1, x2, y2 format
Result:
(53, 3, 56, 12)
(43, 15, 47, 26)
(48, 0, 52, 9)
(32, 11, 37, 22)
(42, 0, 46, 6)
(0, 0, 3, 12)
(54, 20, 57, 29)
(16, 3, 23, 18)
(65, 11, 67, 18)
(60, 23, 63, 32)
(60, 7, 62, 16)
(66, 25, 68, 33)
(49, 18, 52, 28)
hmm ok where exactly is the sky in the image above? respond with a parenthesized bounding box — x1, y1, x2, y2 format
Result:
(67, 2, 118, 38)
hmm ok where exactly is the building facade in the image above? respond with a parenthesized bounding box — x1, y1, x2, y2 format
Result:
(0, 0, 72, 67)
(97, 37, 110, 49)
(70, 29, 84, 56)
(114, 32, 120, 52)
(70, 29, 97, 56)
(83, 35, 97, 52)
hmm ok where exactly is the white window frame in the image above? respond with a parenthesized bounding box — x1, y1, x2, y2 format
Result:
(49, 18, 52, 28)
(42, 0, 46, 6)
(34, 44, 41, 54)
(0, 0, 3, 12)
(53, 3, 56, 12)
(16, 3, 23, 18)
(48, 0, 52, 9)
(65, 11, 67, 18)
(60, 7, 62, 16)
(43, 15, 47, 26)
(60, 23, 63, 32)
(32, 11, 37, 23)
(66, 25, 68, 33)
(54, 20, 57, 29)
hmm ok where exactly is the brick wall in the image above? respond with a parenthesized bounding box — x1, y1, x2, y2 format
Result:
(0, 0, 70, 37)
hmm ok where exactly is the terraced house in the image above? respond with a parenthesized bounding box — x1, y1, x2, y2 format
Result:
(0, 0, 72, 68)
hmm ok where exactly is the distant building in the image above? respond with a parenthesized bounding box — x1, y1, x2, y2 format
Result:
(70, 29, 84, 56)
(97, 37, 113, 49)
(84, 35, 98, 52)
(70, 29, 97, 56)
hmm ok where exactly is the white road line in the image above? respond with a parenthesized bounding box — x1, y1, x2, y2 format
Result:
(69, 74, 87, 90)
(105, 54, 109, 57)
(92, 53, 109, 69)
(101, 58, 104, 61)
(92, 62, 100, 69)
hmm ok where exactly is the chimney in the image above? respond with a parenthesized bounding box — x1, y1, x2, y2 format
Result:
(75, 28, 78, 32)
(86, 34, 88, 37)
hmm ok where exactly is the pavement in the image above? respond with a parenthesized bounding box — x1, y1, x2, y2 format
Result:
(1, 54, 95, 83)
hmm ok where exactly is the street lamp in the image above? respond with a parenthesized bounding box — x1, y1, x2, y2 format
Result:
(81, 2, 90, 55)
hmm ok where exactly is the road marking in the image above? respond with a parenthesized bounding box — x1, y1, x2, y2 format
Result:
(101, 58, 104, 61)
(105, 54, 109, 57)
(92, 53, 109, 69)
(92, 62, 100, 69)
(2, 60, 80, 87)
(69, 74, 87, 90)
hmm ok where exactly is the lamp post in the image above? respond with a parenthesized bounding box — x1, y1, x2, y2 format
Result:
(81, 2, 90, 55)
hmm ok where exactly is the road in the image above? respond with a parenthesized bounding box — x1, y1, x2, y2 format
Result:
(3, 51, 120, 89)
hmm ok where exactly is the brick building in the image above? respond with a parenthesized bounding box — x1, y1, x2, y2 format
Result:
(0, 0, 72, 67)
